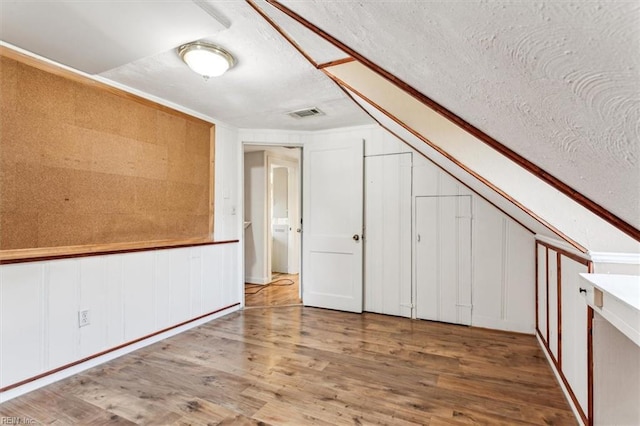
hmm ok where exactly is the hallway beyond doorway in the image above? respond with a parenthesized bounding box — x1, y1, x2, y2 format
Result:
(245, 273, 301, 307)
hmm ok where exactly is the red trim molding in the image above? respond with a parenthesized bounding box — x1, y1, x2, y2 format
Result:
(536, 240, 591, 266)
(0, 302, 241, 393)
(0, 240, 239, 265)
(264, 0, 640, 243)
(317, 57, 356, 69)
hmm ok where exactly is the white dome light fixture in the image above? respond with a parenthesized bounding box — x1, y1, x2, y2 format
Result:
(178, 42, 235, 78)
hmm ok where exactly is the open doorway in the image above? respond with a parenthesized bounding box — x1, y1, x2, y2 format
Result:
(243, 144, 302, 307)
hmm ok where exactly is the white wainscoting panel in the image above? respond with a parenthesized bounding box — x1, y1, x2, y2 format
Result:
(415, 195, 472, 325)
(79, 256, 109, 358)
(593, 312, 640, 425)
(47, 260, 79, 369)
(560, 256, 589, 415)
(548, 249, 559, 359)
(122, 252, 155, 343)
(0, 264, 44, 387)
(472, 198, 535, 333)
(105, 255, 124, 349)
(364, 153, 412, 317)
(472, 200, 505, 326)
(0, 242, 240, 392)
(169, 248, 191, 324)
(505, 222, 536, 330)
(537, 244, 548, 338)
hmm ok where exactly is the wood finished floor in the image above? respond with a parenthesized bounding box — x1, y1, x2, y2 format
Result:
(245, 274, 301, 307)
(0, 307, 577, 425)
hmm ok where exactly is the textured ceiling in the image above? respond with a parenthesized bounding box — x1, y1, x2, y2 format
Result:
(252, 0, 348, 65)
(1, 0, 637, 232)
(0, 1, 227, 74)
(278, 0, 640, 231)
(0, 1, 371, 131)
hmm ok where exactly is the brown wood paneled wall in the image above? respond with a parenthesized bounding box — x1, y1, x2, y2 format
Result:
(0, 50, 214, 252)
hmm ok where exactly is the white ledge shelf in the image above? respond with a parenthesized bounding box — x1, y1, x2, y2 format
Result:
(580, 273, 640, 347)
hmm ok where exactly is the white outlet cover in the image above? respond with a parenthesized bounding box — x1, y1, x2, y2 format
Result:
(78, 310, 90, 327)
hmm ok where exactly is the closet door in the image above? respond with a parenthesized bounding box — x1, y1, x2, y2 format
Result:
(364, 153, 412, 317)
(416, 196, 472, 325)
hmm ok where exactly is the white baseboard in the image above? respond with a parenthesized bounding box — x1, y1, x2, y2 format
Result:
(245, 276, 270, 285)
(0, 304, 241, 403)
(536, 333, 585, 426)
(472, 315, 535, 334)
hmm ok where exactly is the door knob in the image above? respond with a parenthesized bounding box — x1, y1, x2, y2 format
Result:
(353, 234, 360, 241)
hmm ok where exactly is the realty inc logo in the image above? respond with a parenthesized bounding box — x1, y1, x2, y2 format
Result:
(0, 418, 36, 425)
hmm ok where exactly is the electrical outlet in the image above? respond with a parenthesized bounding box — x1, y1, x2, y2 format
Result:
(78, 310, 90, 327)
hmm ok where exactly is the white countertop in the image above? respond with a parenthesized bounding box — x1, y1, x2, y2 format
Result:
(580, 273, 640, 347)
(580, 273, 640, 311)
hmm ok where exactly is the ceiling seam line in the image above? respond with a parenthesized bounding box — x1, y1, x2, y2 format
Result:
(265, 0, 640, 243)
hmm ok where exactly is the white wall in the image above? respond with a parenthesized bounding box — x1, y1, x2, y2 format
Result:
(0, 242, 240, 393)
(593, 312, 640, 425)
(243, 151, 268, 284)
(214, 123, 241, 241)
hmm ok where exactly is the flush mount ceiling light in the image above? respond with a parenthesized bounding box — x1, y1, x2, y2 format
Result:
(178, 41, 235, 78)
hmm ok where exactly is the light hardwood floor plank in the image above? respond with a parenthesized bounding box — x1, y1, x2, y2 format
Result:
(0, 307, 576, 425)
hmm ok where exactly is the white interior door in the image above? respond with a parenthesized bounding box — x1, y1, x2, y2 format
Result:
(416, 195, 472, 325)
(303, 138, 364, 313)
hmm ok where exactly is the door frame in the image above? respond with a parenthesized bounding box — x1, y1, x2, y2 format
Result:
(266, 155, 300, 276)
(241, 141, 303, 306)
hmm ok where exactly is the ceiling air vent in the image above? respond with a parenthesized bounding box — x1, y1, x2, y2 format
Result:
(287, 107, 325, 119)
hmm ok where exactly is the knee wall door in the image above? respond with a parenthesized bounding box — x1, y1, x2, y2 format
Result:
(416, 196, 472, 325)
(364, 153, 412, 317)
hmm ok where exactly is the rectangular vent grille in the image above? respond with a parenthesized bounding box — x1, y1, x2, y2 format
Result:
(288, 107, 325, 119)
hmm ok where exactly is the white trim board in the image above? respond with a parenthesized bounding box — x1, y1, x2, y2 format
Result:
(589, 252, 640, 265)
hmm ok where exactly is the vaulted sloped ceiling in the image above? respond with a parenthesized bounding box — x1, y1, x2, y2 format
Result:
(274, 0, 640, 235)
